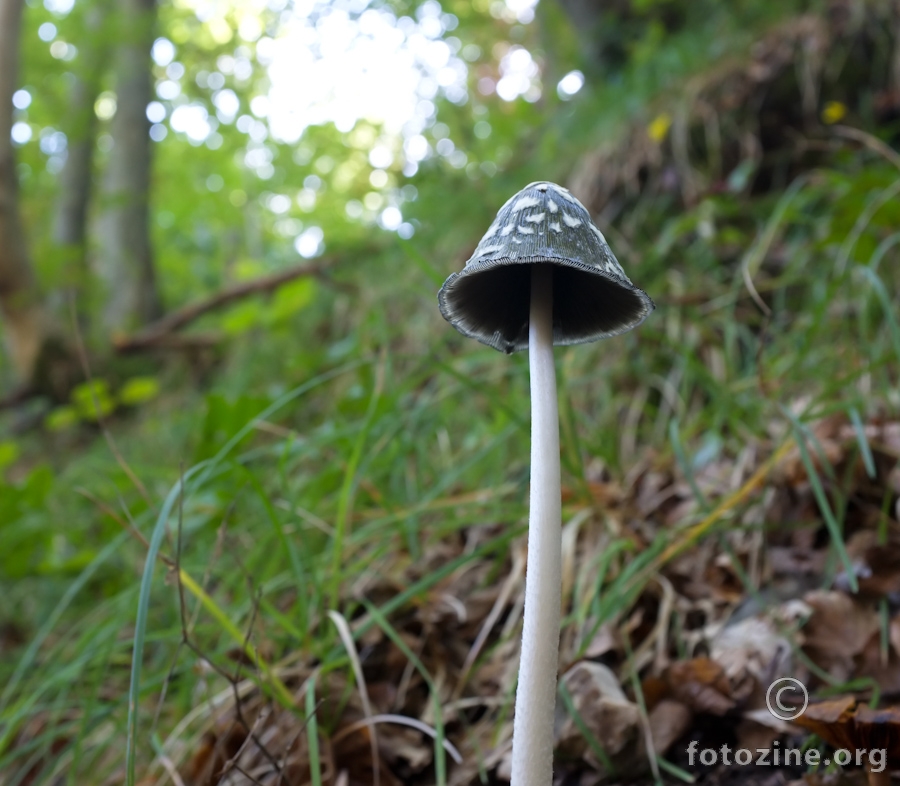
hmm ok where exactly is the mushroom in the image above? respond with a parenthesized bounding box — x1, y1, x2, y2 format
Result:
(438, 181, 654, 785)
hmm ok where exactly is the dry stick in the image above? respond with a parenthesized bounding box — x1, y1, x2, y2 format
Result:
(455, 547, 525, 699)
(0, 384, 34, 411)
(173, 494, 284, 782)
(328, 610, 381, 786)
(832, 124, 900, 172)
(75, 487, 151, 551)
(232, 763, 267, 786)
(511, 264, 562, 785)
(68, 297, 155, 507)
(114, 259, 336, 351)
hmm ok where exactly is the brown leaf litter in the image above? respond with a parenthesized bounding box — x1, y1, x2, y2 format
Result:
(125, 403, 900, 786)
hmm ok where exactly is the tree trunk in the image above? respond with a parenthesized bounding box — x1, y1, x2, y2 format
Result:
(53, 1, 109, 312)
(0, 0, 51, 385)
(97, 0, 162, 335)
(55, 77, 96, 250)
(555, 0, 607, 67)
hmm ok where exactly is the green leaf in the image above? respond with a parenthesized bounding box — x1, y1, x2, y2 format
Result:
(118, 376, 161, 406)
(266, 278, 315, 324)
(71, 379, 115, 421)
(0, 441, 19, 473)
(221, 300, 264, 335)
(45, 406, 80, 432)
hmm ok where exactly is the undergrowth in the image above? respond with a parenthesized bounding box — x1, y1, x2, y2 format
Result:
(2, 3, 899, 784)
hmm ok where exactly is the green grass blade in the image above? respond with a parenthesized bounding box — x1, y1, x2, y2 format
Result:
(306, 674, 322, 786)
(781, 408, 856, 592)
(859, 266, 900, 366)
(361, 599, 448, 785)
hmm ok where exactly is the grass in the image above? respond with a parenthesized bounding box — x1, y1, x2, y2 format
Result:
(3, 149, 896, 781)
(3, 9, 900, 783)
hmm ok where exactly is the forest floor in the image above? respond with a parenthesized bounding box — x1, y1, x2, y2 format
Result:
(3, 1, 900, 785)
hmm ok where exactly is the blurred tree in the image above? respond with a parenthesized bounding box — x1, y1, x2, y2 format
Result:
(96, 0, 162, 334)
(53, 0, 110, 317)
(555, 0, 692, 72)
(0, 0, 72, 397)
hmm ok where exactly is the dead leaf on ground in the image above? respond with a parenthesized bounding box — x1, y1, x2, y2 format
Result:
(666, 657, 736, 716)
(555, 661, 643, 773)
(800, 591, 880, 679)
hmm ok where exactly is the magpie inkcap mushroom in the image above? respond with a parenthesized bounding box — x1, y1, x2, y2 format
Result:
(438, 180, 653, 786)
(438, 180, 655, 353)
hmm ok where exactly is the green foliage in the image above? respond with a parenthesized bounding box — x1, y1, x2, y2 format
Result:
(44, 376, 162, 430)
(44, 405, 79, 432)
(194, 390, 273, 461)
(0, 464, 55, 577)
(70, 379, 115, 420)
(117, 375, 161, 406)
(0, 439, 20, 471)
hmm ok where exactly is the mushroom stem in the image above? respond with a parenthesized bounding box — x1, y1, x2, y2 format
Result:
(511, 264, 562, 786)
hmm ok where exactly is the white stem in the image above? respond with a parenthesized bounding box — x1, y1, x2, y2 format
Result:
(511, 264, 561, 786)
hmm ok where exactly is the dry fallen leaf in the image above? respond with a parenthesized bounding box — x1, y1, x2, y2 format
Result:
(800, 591, 880, 679)
(647, 698, 693, 756)
(712, 616, 794, 692)
(666, 657, 736, 716)
(555, 661, 642, 773)
(794, 698, 900, 786)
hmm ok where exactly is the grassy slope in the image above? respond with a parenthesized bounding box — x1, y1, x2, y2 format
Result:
(2, 2, 900, 784)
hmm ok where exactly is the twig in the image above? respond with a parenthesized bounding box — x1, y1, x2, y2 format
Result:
(0, 383, 35, 410)
(114, 259, 337, 352)
(75, 486, 160, 558)
(173, 487, 286, 783)
(328, 610, 381, 786)
(68, 297, 154, 508)
(832, 124, 900, 172)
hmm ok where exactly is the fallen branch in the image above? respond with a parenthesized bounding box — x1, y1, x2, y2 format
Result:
(114, 259, 336, 352)
(0, 383, 35, 410)
(116, 333, 222, 353)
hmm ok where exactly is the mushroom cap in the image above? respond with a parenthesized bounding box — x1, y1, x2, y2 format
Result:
(438, 181, 655, 354)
